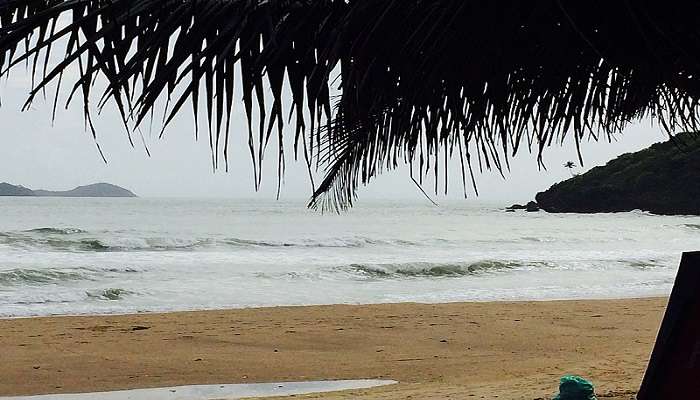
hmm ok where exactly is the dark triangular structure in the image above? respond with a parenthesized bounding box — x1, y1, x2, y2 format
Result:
(638, 252, 700, 399)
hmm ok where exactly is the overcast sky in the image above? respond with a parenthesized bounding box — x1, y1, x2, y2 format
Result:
(0, 70, 668, 205)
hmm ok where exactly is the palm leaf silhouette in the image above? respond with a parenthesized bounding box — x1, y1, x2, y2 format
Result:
(2, 1, 700, 210)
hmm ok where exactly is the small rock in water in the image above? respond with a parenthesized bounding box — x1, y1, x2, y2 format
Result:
(505, 202, 540, 212)
(525, 201, 540, 212)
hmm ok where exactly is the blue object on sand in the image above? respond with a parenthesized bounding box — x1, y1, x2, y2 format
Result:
(553, 375, 597, 400)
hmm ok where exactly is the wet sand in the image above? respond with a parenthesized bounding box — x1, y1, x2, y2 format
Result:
(0, 298, 666, 399)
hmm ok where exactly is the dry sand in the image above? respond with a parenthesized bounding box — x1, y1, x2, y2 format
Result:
(0, 298, 667, 399)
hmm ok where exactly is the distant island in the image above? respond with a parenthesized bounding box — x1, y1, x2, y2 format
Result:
(531, 132, 699, 215)
(0, 182, 137, 198)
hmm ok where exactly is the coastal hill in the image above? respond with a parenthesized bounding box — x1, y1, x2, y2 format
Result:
(535, 132, 700, 215)
(0, 182, 35, 196)
(0, 182, 137, 198)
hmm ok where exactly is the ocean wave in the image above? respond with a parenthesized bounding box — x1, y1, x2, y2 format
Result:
(1, 229, 432, 252)
(0, 232, 212, 252)
(0, 266, 140, 286)
(0, 268, 90, 285)
(96, 238, 213, 252)
(340, 260, 540, 279)
(13, 299, 76, 306)
(624, 259, 666, 270)
(250, 260, 538, 282)
(223, 237, 422, 248)
(683, 223, 700, 230)
(25, 227, 87, 234)
(253, 258, 673, 283)
(86, 288, 134, 301)
(27, 237, 113, 251)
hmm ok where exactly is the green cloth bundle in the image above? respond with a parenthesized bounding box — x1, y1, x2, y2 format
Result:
(553, 375, 597, 400)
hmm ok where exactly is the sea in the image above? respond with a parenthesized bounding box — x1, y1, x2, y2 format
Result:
(0, 197, 698, 318)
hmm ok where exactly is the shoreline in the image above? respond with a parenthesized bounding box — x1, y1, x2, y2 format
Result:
(1, 298, 667, 399)
(0, 293, 670, 321)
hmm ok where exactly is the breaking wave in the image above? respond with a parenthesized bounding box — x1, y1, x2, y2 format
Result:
(0, 266, 140, 286)
(624, 259, 666, 270)
(341, 261, 530, 278)
(250, 260, 546, 282)
(0, 232, 213, 252)
(0, 228, 433, 252)
(0, 268, 90, 285)
(86, 288, 134, 301)
(24, 227, 86, 234)
(223, 237, 423, 248)
(255, 258, 676, 282)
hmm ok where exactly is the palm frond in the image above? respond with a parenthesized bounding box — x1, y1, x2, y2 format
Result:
(2, 1, 700, 210)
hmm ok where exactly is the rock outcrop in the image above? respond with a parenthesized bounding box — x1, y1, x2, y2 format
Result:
(505, 201, 540, 212)
(535, 133, 700, 215)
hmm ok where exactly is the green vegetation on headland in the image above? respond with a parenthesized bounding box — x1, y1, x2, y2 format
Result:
(533, 132, 700, 215)
(0, 182, 137, 198)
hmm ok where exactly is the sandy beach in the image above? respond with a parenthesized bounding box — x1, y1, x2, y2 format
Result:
(0, 298, 666, 400)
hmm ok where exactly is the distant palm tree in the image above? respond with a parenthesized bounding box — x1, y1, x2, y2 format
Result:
(563, 161, 577, 177)
(1, 1, 700, 210)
